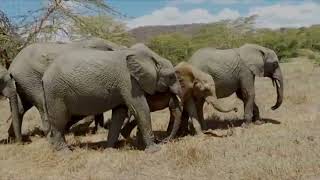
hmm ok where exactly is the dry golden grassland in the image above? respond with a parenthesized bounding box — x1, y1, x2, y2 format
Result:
(0, 57, 319, 180)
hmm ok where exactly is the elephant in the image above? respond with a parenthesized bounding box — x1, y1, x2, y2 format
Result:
(8, 37, 124, 141)
(120, 61, 238, 140)
(41, 46, 182, 152)
(0, 65, 20, 141)
(189, 44, 284, 125)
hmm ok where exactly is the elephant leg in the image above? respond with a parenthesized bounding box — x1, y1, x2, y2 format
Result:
(166, 114, 174, 134)
(252, 102, 265, 125)
(46, 100, 69, 151)
(107, 106, 127, 148)
(165, 97, 182, 141)
(8, 96, 31, 141)
(186, 98, 203, 135)
(253, 103, 260, 121)
(126, 93, 158, 152)
(163, 110, 178, 142)
(236, 76, 255, 124)
(92, 113, 104, 134)
(38, 109, 50, 135)
(176, 109, 189, 137)
(195, 99, 207, 131)
(121, 116, 137, 139)
(8, 95, 23, 142)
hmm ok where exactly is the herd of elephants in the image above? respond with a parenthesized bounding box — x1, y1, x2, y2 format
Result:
(0, 37, 283, 153)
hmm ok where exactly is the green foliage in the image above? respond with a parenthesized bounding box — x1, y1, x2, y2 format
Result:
(314, 57, 320, 66)
(308, 53, 316, 60)
(0, 0, 125, 68)
(147, 19, 320, 64)
(148, 33, 192, 65)
(72, 15, 133, 46)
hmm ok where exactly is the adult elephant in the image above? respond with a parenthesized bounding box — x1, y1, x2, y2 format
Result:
(8, 37, 124, 141)
(189, 44, 284, 125)
(41, 47, 182, 152)
(0, 65, 20, 141)
(120, 62, 238, 141)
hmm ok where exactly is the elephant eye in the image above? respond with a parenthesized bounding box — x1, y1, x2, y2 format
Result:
(273, 62, 279, 69)
(170, 74, 177, 80)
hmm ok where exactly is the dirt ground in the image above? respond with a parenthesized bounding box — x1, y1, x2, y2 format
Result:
(0, 57, 319, 180)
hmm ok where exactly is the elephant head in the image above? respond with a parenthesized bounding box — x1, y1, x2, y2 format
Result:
(0, 65, 16, 98)
(239, 44, 284, 110)
(128, 43, 182, 100)
(0, 65, 21, 141)
(175, 62, 215, 103)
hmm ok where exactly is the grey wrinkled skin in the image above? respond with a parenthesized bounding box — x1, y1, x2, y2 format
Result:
(189, 44, 284, 124)
(8, 37, 123, 141)
(0, 65, 21, 141)
(106, 44, 183, 147)
(120, 62, 237, 140)
(118, 91, 182, 144)
(42, 47, 181, 152)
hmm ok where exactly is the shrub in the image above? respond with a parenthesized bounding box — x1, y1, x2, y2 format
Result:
(148, 33, 192, 65)
(308, 53, 316, 59)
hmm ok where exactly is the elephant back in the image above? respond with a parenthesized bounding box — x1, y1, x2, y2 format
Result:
(189, 48, 240, 98)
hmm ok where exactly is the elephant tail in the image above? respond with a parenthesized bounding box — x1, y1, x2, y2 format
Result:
(41, 80, 50, 128)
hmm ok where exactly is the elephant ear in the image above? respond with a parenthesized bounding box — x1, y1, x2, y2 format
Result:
(1, 73, 17, 98)
(239, 44, 266, 77)
(126, 53, 158, 94)
(175, 62, 194, 98)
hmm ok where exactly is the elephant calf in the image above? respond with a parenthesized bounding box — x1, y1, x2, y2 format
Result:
(120, 62, 238, 140)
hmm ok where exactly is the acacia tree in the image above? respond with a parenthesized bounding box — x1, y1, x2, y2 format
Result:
(0, 10, 23, 68)
(0, 0, 129, 67)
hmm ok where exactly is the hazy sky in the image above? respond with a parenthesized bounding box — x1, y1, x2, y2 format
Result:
(1, 0, 320, 29)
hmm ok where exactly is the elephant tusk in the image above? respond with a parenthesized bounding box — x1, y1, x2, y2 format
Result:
(176, 95, 182, 104)
(175, 95, 183, 111)
(272, 79, 276, 87)
(276, 79, 281, 88)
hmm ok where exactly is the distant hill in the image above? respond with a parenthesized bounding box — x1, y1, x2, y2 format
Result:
(129, 23, 206, 43)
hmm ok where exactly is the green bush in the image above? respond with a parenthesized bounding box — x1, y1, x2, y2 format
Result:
(314, 57, 320, 66)
(148, 33, 192, 65)
(308, 53, 316, 59)
(147, 22, 320, 64)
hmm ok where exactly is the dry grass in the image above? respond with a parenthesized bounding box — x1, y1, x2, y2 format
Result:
(1, 57, 320, 180)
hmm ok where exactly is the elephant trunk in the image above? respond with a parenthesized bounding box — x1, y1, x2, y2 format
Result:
(169, 82, 182, 104)
(1, 78, 22, 141)
(9, 94, 22, 141)
(271, 68, 283, 110)
(205, 96, 238, 113)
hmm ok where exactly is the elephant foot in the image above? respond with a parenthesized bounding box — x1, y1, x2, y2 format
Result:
(253, 119, 265, 125)
(88, 126, 98, 135)
(145, 144, 161, 153)
(51, 141, 71, 152)
(47, 129, 69, 152)
(120, 128, 132, 139)
(241, 121, 253, 128)
(55, 147, 73, 158)
(42, 121, 51, 135)
(195, 132, 207, 139)
(160, 135, 175, 144)
(7, 125, 23, 143)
